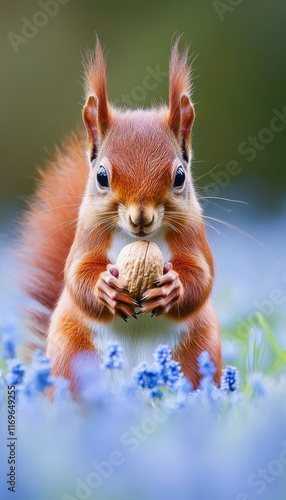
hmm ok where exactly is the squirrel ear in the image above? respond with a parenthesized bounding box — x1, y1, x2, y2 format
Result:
(168, 94, 195, 163)
(83, 95, 99, 161)
(83, 38, 111, 161)
(180, 94, 195, 161)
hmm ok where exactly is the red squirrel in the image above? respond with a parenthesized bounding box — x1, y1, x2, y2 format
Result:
(20, 39, 222, 390)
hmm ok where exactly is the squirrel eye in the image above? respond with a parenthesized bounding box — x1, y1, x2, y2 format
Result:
(97, 166, 110, 189)
(173, 165, 185, 189)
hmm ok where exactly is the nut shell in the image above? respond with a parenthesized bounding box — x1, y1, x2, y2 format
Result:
(116, 241, 164, 300)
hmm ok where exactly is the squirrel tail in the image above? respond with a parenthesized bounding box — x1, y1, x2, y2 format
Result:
(18, 131, 87, 338)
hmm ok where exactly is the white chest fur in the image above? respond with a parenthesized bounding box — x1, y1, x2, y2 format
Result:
(90, 230, 187, 384)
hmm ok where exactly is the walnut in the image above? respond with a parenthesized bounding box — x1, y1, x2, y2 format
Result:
(116, 241, 164, 300)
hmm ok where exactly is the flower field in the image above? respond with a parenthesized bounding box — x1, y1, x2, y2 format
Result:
(1, 312, 286, 500)
(0, 210, 286, 500)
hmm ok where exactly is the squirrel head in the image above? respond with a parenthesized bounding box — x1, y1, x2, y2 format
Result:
(81, 38, 201, 239)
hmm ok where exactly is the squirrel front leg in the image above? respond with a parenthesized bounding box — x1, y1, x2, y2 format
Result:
(47, 297, 96, 392)
(140, 250, 213, 320)
(47, 254, 139, 388)
(46, 253, 108, 389)
(65, 253, 139, 322)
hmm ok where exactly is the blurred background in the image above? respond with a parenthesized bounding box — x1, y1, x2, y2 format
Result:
(1, 0, 286, 341)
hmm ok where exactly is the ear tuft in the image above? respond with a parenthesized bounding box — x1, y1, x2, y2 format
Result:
(83, 37, 111, 158)
(168, 39, 195, 154)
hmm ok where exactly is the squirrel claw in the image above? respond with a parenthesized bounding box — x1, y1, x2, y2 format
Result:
(120, 312, 128, 323)
(151, 308, 161, 317)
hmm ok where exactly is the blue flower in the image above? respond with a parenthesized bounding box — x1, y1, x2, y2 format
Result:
(102, 342, 125, 370)
(221, 366, 239, 392)
(198, 351, 216, 379)
(153, 345, 172, 366)
(153, 345, 182, 391)
(133, 346, 183, 397)
(177, 376, 193, 395)
(1, 324, 16, 360)
(150, 388, 163, 400)
(133, 363, 159, 390)
(160, 360, 182, 391)
(6, 359, 26, 386)
(23, 349, 53, 396)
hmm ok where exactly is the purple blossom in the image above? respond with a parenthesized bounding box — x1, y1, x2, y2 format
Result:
(133, 363, 160, 390)
(133, 346, 183, 397)
(5, 359, 26, 386)
(153, 345, 172, 366)
(198, 351, 216, 379)
(102, 343, 124, 370)
(23, 349, 53, 396)
(150, 388, 163, 400)
(221, 366, 239, 392)
(1, 324, 16, 360)
(153, 345, 182, 391)
(160, 360, 182, 391)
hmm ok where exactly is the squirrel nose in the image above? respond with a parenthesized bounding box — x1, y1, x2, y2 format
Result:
(128, 206, 155, 229)
(144, 215, 154, 228)
(129, 214, 154, 228)
(129, 214, 139, 228)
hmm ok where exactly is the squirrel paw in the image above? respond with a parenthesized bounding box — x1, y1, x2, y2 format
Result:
(139, 263, 183, 317)
(95, 266, 139, 321)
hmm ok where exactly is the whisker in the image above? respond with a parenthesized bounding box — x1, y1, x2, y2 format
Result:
(44, 218, 78, 233)
(35, 181, 86, 196)
(164, 221, 181, 235)
(28, 196, 82, 208)
(194, 163, 224, 181)
(165, 214, 221, 236)
(204, 200, 233, 213)
(202, 215, 268, 249)
(25, 204, 119, 221)
(199, 196, 248, 205)
(16, 218, 79, 254)
(24, 204, 82, 221)
(164, 211, 194, 220)
(76, 164, 95, 183)
(17, 212, 119, 254)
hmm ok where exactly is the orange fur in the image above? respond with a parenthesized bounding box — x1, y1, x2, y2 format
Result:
(166, 221, 214, 319)
(19, 39, 222, 390)
(83, 39, 112, 139)
(46, 289, 96, 391)
(168, 40, 192, 137)
(19, 132, 87, 336)
(174, 301, 222, 388)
